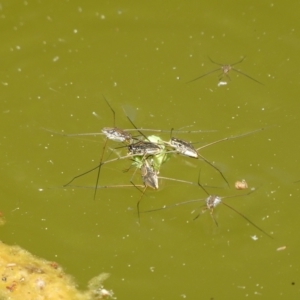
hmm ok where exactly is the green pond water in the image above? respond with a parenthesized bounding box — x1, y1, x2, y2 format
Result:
(1, 0, 300, 299)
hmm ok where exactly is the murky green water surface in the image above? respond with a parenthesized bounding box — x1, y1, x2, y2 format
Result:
(1, 0, 300, 298)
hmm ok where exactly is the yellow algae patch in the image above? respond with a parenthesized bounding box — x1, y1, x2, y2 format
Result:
(0, 241, 114, 300)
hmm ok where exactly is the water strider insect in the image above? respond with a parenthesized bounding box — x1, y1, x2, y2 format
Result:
(134, 158, 160, 223)
(162, 128, 199, 158)
(162, 128, 265, 188)
(128, 140, 163, 156)
(63, 134, 170, 198)
(187, 57, 263, 85)
(143, 173, 273, 238)
(151, 128, 229, 186)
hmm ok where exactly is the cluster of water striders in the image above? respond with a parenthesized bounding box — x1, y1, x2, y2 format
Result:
(58, 58, 272, 238)
(59, 94, 272, 239)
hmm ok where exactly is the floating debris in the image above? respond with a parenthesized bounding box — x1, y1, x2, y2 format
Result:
(276, 246, 286, 251)
(235, 179, 248, 190)
(218, 81, 228, 87)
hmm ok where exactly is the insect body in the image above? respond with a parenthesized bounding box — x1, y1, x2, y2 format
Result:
(168, 137, 199, 158)
(128, 141, 162, 156)
(101, 127, 133, 144)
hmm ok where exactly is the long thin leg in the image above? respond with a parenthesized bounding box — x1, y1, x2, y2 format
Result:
(209, 209, 219, 226)
(193, 206, 208, 220)
(196, 128, 265, 152)
(129, 160, 146, 194)
(137, 186, 148, 223)
(221, 202, 273, 239)
(63, 184, 145, 189)
(222, 73, 232, 82)
(186, 68, 221, 83)
(232, 68, 263, 85)
(102, 95, 117, 127)
(63, 152, 145, 187)
(63, 165, 102, 187)
(195, 129, 264, 185)
(126, 115, 151, 142)
(42, 127, 217, 138)
(198, 153, 229, 187)
(93, 137, 108, 200)
(196, 170, 209, 195)
(207, 56, 223, 66)
(208, 56, 245, 67)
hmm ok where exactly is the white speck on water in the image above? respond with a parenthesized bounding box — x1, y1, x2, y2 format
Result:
(251, 235, 258, 241)
(53, 56, 59, 62)
(218, 81, 227, 87)
(150, 266, 155, 272)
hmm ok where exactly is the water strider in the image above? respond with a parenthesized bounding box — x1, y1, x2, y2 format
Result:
(163, 128, 266, 188)
(143, 172, 273, 239)
(187, 57, 263, 85)
(134, 158, 162, 223)
(163, 128, 198, 159)
(157, 128, 229, 186)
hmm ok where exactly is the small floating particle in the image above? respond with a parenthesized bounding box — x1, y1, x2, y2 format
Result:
(276, 246, 286, 251)
(217, 81, 227, 87)
(251, 235, 258, 241)
(235, 179, 248, 190)
(99, 288, 114, 298)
